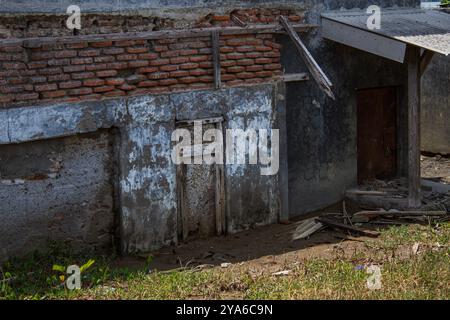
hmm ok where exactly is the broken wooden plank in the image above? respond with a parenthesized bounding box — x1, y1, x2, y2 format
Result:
(230, 14, 247, 27)
(316, 217, 380, 238)
(279, 15, 335, 99)
(175, 116, 224, 127)
(5, 23, 318, 47)
(419, 50, 435, 77)
(281, 72, 309, 82)
(215, 121, 226, 236)
(292, 218, 324, 240)
(211, 30, 222, 90)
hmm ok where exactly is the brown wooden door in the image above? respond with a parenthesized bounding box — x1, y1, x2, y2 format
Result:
(357, 87, 397, 184)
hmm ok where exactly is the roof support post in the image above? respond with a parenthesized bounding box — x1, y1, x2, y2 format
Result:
(407, 46, 421, 208)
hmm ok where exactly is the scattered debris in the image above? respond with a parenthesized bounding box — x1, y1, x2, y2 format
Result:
(272, 270, 291, 276)
(220, 262, 232, 268)
(316, 217, 380, 238)
(412, 242, 420, 255)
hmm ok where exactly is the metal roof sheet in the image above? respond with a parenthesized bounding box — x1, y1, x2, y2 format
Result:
(322, 9, 450, 56)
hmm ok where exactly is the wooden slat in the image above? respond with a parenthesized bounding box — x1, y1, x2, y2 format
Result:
(2, 23, 317, 47)
(230, 14, 247, 27)
(215, 122, 226, 235)
(279, 16, 335, 99)
(316, 217, 380, 238)
(281, 72, 309, 82)
(175, 116, 223, 127)
(211, 30, 222, 90)
(407, 46, 422, 208)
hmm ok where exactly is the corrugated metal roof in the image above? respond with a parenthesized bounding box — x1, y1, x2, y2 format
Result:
(322, 9, 450, 56)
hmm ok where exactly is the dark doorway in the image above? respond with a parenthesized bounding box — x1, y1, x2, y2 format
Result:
(357, 87, 397, 184)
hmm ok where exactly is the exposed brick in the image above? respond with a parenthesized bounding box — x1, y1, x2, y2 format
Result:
(3, 62, 26, 69)
(126, 47, 149, 54)
(180, 62, 199, 70)
(48, 59, 70, 66)
(83, 79, 105, 87)
(158, 78, 178, 86)
(264, 40, 282, 49)
(179, 49, 198, 56)
(41, 90, 66, 98)
(119, 83, 136, 91)
(221, 74, 236, 81)
(106, 62, 128, 70)
(35, 83, 57, 92)
(90, 41, 113, 48)
(170, 57, 189, 64)
(30, 51, 54, 60)
(236, 46, 255, 53)
(71, 57, 93, 65)
(68, 87, 93, 95)
(255, 46, 272, 52)
(28, 61, 48, 69)
(16, 92, 39, 100)
(128, 60, 149, 68)
(245, 52, 263, 59)
(30, 76, 47, 83)
(245, 65, 264, 72)
(96, 70, 118, 77)
(117, 54, 137, 61)
(39, 67, 62, 75)
(179, 76, 198, 84)
(199, 61, 213, 69)
(103, 48, 125, 55)
(236, 72, 254, 79)
(198, 75, 213, 83)
(94, 56, 115, 63)
(148, 72, 170, 80)
(227, 66, 245, 73)
(137, 80, 158, 87)
(54, 50, 77, 58)
(64, 65, 86, 73)
(105, 78, 125, 86)
(150, 59, 170, 66)
(93, 86, 115, 93)
(255, 71, 273, 77)
(236, 59, 254, 66)
(227, 53, 246, 60)
(59, 81, 82, 89)
(138, 53, 159, 60)
(86, 64, 108, 71)
(71, 72, 95, 80)
(226, 38, 247, 46)
(48, 74, 71, 82)
(255, 57, 272, 64)
(170, 70, 190, 78)
(79, 49, 100, 57)
(189, 69, 209, 76)
(66, 43, 88, 49)
(264, 63, 281, 70)
(160, 65, 178, 72)
(139, 67, 159, 74)
(189, 55, 209, 63)
(115, 40, 136, 47)
(154, 45, 168, 52)
(220, 46, 234, 54)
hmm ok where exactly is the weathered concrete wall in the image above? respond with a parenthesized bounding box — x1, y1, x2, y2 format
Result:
(421, 54, 450, 155)
(279, 10, 411, 216)
(0, 83, 282, 257)
(0, 131, 116, 261)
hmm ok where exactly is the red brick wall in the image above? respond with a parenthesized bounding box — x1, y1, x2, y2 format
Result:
(0, 33, 282, 107)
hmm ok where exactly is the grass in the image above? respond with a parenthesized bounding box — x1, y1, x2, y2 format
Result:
(1, 222, 449, 300)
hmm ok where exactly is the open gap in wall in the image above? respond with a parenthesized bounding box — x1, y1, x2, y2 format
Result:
(175, 117, 225, 243)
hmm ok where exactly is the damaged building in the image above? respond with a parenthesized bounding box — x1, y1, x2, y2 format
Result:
(0, 0, 449, 261)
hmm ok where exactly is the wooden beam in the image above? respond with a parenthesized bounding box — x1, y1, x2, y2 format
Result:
(230, 14, 247, 27)
(279, 16, 335, 99)
(419, 50, 435, 77)
(175, 116, 224, 128)
(2, 23, 318, 47)
(407, 46, 422, 208)
(215, 121, 226, 235)
(211, 30, 222, 90)
(281, 72, 309, 82)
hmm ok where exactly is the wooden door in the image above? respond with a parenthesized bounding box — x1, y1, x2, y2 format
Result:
(357, 87, 397, 184)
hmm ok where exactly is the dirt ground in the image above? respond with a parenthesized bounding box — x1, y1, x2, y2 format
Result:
(115, 215, 375, 273)
(421, 154, 450, 184)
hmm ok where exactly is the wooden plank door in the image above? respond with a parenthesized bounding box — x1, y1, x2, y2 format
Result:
(357, 87, 397, 184)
